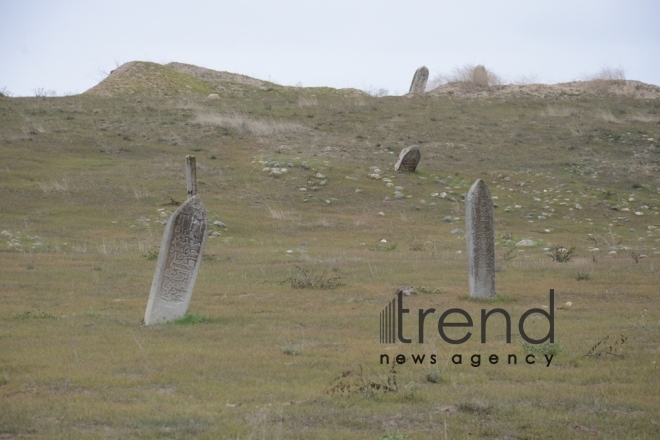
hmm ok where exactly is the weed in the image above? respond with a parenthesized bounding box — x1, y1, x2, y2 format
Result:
(380, 433, 408, 440)
(575, 271, 591, 281)
(169, 314, 212, 325)
(415, 286, 442, 294)
(461, 294, 516, 304)
(426, 371, 447, 384)
(325, 364, 397, 397)
(370, 242, 398, 252)
(586, 334, 627, 357)
(457, 400, 492, 414)
(14, 309, 57, 319)
(142, 247, 160, 260)
(289, 265, 345, 289)
(282, 347, 301, 356)
(521, 341, 563, 358)
(549, 245, 575, 263)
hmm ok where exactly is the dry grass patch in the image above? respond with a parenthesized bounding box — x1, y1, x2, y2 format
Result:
(37, 177, 71, 195)
(544, 105, 581, 118)
(194, 112, 305, 136)
(429, 63, 503, 91)
(584, 66, 627, 95)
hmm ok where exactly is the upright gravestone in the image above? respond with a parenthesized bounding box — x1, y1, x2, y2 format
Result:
(144, 156, 208, 325)
(465, 179, 496, 298)
(394, 146, 421, 172)
(472, 65, 489, 88)
(409, 66, 429, 94)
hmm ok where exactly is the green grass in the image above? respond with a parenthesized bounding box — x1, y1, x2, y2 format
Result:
(0, 65, 659, 438)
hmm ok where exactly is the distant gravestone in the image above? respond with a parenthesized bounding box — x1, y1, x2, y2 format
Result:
(394, 146, 421, 172)
(472, 65, 489, 88)
(409, 66, 429, 94)
(144, 156, 208, 325)
(465, 179, 496, 298)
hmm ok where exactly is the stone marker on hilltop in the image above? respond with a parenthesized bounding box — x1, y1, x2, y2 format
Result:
(144, 156, 208, 325)
(394, 146, 421, 172)
(465, 179, 496, 298)
(409, 66, 429, 94)
(472, 65, 489, 88)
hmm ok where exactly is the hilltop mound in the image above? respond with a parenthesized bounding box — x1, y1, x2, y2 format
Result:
(166, 62, 272, 89)
(84, 61, 218, 97)
(84, 61, 366, 98)
(428, 79, 660, 99)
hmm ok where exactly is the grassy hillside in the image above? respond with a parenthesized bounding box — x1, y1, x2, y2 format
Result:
(1, 62, 659, 438)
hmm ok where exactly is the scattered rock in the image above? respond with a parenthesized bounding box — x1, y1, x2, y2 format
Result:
(516, 239, 536, 247)
(396, 286, 417, 296)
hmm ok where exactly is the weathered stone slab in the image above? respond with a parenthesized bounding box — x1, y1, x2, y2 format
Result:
(144, 195, 208, 325)
(409, 66, 429, 94)
(465, 179, 496, 298)
(394, 146, 421, 172)
(472, 65, 489, 88)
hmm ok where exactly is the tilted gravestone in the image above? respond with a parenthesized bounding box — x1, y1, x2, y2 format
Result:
(144, 156, 208, 325)
(409, 66, 429, 94)
(465, 179, 496, 298)
(394, 146, 421, 172)
(472, 65, 489, 88)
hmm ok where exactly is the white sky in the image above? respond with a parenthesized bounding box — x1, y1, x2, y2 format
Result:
(1, 0, 659, 97)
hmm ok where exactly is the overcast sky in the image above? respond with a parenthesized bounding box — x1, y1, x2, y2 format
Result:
(1, 0, 658, 97)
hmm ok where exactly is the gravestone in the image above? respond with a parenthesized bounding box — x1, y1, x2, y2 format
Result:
(144, 156, 208, 325)
(472, 65, 489, 88)
(394, 146, 421, 172)
(409, 66, 429, 94)
(465, 179, 496, 298)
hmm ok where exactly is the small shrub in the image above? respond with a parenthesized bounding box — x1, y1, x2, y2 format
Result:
(457, 400, 492, 414)
(325, 364, 397, 397)
(289, 265, 345, 289)
(522, 341, 563, 358)
(15, 309, 57, 319)
(426, 371, 447, 384)
(549, 245, 575, 262)
(142, 247, 159, 260)
(575, 271, 591, 281)
(428, 64, 502, 91)
(282, 347, 301, 356)
(370, 242, 398, 252)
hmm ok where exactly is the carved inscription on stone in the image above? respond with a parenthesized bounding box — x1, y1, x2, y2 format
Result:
(465, 179, 496, 298)
(409, 66, 429, 94)
(394, 146, 421, 172)
(144, 196, 208, 324)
